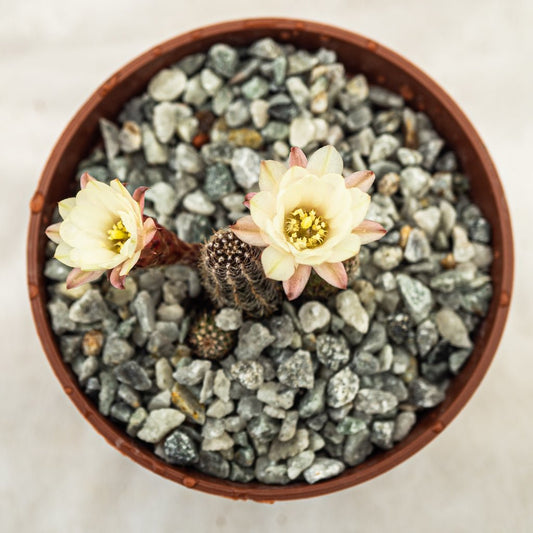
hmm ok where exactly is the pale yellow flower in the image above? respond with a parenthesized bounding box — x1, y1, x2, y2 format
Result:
(46, 173, 156, 289)
(231, 145, 386, 300)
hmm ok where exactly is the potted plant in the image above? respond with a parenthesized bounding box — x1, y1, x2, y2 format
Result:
(27, 18, 513, 501)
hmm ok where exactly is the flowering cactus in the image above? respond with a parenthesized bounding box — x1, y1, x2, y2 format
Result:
(45, 173, 199, 289)
(231, 145, 387, 300)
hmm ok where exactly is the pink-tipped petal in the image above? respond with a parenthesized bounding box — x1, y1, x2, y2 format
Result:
(133, 186, 149, 212)
(142, 217, 157, 247)
(45, 222, 62, 244)
(345, 170, 375, 192)
(313, 262, 348, 290)
(80, 172, 96, 189)
(243, 191, 257, 209)
(353, 219, 387, 244)
(66, 268, 104, 289)
(283, 264, 311, 301)
(108, 265, 126, 290)
(230, 215, 267, 247)
(289, 147, 308, 168)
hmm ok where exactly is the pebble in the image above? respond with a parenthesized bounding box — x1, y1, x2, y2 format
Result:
(289, 117, 316, 147)
(114, 361, 152, 391)
(99, 118, 120, 159)
(397, 274, 433, 323)
(297, 301, 330, 333)
(343, 429, 373, 466)
(235, 322, 275, 360)
(298, 379, 327, 418)
(213, 369, 231, 401)
(393, 411, 417, 441)
(268, 315, 295, 348)
(249, 38, 283, 59)
(82, 329, 104, 357)
(118, 121, 142, 153)
(174, 143, 204, 174)
(449, 349, 472, 374)
(171, 383, 206, 424)
(69, 290, 108, 323)
(183, 189, 216, 215)
(102, 336, 134, 365)
(404, 228, 431, 262)
(327, 367, 360, 408)
(204, 163, 236, 200)
(435, 308, 473, 348)
(316, 334, 350, 371)
(174, 360, 211, 386)
(199, 451, 230, 479)
(369, 134, 400, 163)
(148, 68, 187, 101)
(250, 99, 269, 129)
(372, 246, 403, 270)
(164, 429, 199, 465)
(208, 44, 239, 78)
(145, 181, 179, 217)
(231, 147, 261, 188)
(255, 457, 289, 485)
(303, 458, 345, 484)
(137, 408, 185, 443)
(409, 378, 446, 408)
(132, 291, 156, 333)
(183, 75, 208, 107)
(257, 382, 296, 410)
(277, 350, 314, 389)
(354, 388, 399, 414)
(335, 290, 369, 334)
(230, 360, 265, 390)
(371, 420, 395, 449)
(152, 102, 179, 143)
(202, 432, 234, 452)
(200, 68, 223, 95)
(351, 351, 380, 375)
(416, 319, 439, 356)
(400, 167, 431, 198)
(453, 225, 476, 263)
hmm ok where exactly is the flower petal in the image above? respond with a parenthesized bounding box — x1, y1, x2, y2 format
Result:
(345, 170, 375, 192)
(80, 172, 96, 189)
(231, 215, 268, 247)
(327, 233, 361, 263)
(132, 186, 149, 213)
(58, 197, 76, 219)
(306, 145, 343, 176)
(349, 188, 371, 228)
(283, 264, 311, 301)
(289, 147, 308, 168)
(45, 222, 62, 244)
(66, 268, 104, 289)
(258, 160, 287, 192)
(243, 191, 257, 209)
(142, 217, 157, 247)
(261, 246, 296, 281)
(249, 191, 277, 228)
(313, 262, 348, 289)
(353, 219, 387, 244)
(108, 265, 126, 290)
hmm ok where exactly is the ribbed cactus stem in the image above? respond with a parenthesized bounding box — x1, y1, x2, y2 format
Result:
(198, 229, 282, 318)
(136, 219, 202, 269)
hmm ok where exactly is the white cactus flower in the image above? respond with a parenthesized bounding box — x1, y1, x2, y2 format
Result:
(231, 145, 386, 300)
(45, 173, 156, 289)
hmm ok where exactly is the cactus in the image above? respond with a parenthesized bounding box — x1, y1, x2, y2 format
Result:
(198, 229, 282, 318)
(187, 310, 236, 361)
(302, 255, 361, 301)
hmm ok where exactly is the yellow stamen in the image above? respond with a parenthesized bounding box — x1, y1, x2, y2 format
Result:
(107, 220, 130, 251)
(284, 207, 328, 250)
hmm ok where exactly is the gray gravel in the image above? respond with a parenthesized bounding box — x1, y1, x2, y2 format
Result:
(46, 38, 493, 486)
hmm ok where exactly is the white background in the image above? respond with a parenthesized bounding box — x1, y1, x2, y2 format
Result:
(1, 0, 532, 531)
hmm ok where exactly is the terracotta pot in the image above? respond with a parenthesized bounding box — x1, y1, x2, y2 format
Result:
(27, 18, 514, 501)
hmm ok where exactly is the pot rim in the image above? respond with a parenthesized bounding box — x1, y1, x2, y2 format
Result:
(27, 17, 514, 501)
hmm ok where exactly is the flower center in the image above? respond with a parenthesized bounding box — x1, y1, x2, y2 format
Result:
(285, 208, 328, 251)
(107, 220, 130, 251)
